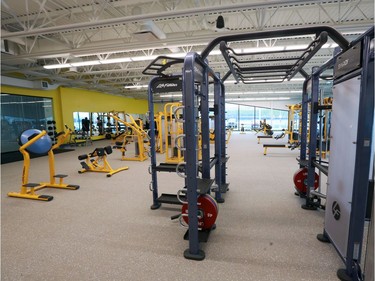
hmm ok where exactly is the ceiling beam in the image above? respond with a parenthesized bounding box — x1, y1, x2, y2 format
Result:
(1, 0, 329, 39)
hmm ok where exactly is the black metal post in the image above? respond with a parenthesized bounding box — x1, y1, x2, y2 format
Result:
(183, 52, 204, 260)
(148, 77, 161, 210)
(302, 66, 320, 210)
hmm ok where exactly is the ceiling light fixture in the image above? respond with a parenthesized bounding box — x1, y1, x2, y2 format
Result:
(131, 55, 158, 62)
(124, 85, 148, 89)
(43, 63, 73, 69)
(71, 60, 100, 67)
(43, 42, 339, 70)
(100, 57, 132, 64)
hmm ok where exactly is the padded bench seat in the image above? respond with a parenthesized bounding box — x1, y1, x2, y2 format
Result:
(257, 135, 273, 144)
(262, 144, 289, 155)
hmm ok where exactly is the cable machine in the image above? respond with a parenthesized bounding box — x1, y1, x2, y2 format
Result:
(144, 55, 229, 260)
(163, 102, 184, 163)
(293, 27, 373, 280)
(315, 27, 374, 281)
(144, 26, 358, 262)
(110, 113, 149, 162)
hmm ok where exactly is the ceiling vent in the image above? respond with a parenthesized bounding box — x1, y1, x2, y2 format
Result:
(65, 67, 79, 74)
(133, 20, 166, 41)
(34, 80, 49, 89)
(1, 39, 17, 55)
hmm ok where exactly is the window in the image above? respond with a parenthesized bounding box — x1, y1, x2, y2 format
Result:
(225, 103, 288, 132)
(225, 103, 239, 130)
(239, 105, 255, 131)
(1, 94, 53, 153)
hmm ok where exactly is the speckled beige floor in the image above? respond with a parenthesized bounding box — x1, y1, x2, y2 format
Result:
(1, 132, 344, 281)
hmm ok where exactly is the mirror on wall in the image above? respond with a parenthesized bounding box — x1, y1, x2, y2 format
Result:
(72, 112, 147, 140)
(1, 93, 54, 153)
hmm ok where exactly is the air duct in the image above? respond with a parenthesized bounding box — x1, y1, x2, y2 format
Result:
(132, 7, 166, 41)
(133, 20, 166, 41)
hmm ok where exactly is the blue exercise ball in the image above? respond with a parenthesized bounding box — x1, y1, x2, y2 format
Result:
(19, 129, 52, 154)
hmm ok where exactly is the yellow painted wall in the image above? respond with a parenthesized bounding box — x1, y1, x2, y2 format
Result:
(2, 85, 63, 128)
(59, 87, 149, 131)
(2, 85, 150, 134)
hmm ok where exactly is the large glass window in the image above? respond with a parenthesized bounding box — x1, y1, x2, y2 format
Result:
(239, 105, 255, 131)
(271, 109, 289, 131)
(225, 103, 288, 132)
(225, 103, 239, 130)
(1, 93, 54, 153)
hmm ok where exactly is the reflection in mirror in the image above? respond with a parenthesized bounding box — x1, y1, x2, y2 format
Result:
(1, 94, 54, 153)
(72, 112, 148, 141)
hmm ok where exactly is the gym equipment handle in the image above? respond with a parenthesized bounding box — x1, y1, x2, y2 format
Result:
(178, 214, 189, 228)
(173, 106, 184, 123)
(27, 133, 40, 141)
(177, 189, 187, 204)
(78, 154, 88, 160)
(174, 134, 186, 151)
(176, 162, 187, 178)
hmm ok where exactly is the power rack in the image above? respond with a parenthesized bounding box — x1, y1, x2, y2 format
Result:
(143, 26, 373, 274)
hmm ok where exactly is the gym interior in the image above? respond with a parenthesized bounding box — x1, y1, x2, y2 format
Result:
(1, 1, 374, 281)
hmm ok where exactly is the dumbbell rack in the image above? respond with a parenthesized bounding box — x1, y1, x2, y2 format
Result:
(46, 120, 57, 145)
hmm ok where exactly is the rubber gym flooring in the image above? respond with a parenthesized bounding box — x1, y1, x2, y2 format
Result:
(1, 132, 347, 281)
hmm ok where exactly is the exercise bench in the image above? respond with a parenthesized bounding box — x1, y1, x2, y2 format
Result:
(263, 144, 290, 155)
(257, 135, 273, 144)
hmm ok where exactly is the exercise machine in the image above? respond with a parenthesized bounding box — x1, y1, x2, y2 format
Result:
(78, 145, 129, 177)
(262, 142, 299, 155)
(8, 128, 79, 201)
(262, 104, 303, 153)
(144, 63, 228, 260)
(154, 112, 165, 153)
(104, 110, 127, 140)
(240, 123, 246, 134)
(210, 128, 232, 144)
(8, 129, 53, 201)
(257, 119, 274, 136)
(40, 125, 80, 190)
(286, 103, 302, 146)
(144, 26, 353, 261)
(316, 27, 374, 281)
(164, 102, 184, 164)
(110, 113, 149, 162)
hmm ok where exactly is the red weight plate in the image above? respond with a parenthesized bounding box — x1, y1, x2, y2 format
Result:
(293, 168, 319, 194)
(204, 194, 219, 214)
(181, 194, 218, 230)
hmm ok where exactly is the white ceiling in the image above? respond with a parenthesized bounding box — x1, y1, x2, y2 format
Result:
(1, 0, 374, 103)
